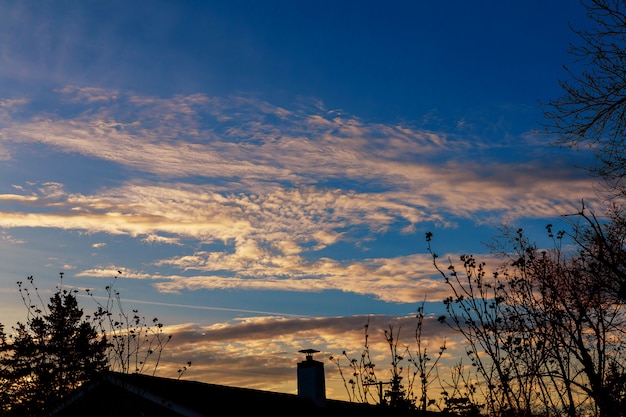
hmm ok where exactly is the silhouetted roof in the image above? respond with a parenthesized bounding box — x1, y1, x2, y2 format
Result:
(45, 371, 436, 417)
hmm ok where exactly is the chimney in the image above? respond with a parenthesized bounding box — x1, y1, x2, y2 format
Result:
(297, 349, 326, 407)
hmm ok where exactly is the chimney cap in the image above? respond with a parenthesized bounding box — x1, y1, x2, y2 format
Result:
(299, 349, 320, 360)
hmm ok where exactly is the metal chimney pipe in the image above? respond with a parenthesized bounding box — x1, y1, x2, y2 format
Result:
(297, 349, 326, 407)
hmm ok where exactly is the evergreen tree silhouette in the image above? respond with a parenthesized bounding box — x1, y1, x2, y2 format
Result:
(0, 279, 108, 416)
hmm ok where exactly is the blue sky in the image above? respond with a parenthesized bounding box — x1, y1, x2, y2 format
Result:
(0, 0, 601, 399)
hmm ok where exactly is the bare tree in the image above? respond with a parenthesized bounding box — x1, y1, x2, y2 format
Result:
(544, 0, 626, 192)
(86, 271, 172, 375)
(428, 225, 626, 417)
(331, 310, 448, 413)
(561, 202, 626, 302)
(329, 320, 380, 404)
(427, 233, 542, 416)
(407, 301, 447, 412)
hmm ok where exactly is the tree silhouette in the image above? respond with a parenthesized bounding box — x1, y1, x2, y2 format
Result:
(86, 272, 172, 375)
(545, 0, 626, 193)
(331, 310, 452, 413)
(428, 225, 626, 417)
(0, 276, 108, 417)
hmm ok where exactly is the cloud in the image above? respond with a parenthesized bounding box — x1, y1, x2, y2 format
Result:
(56, 86, 120, 103)
(0, 231, 25, 245)
(0, 145, 9, 161)
(0, 194, 40, 203)
(0, 98, 30, 110)
(142, 234, 183, 246)
(0, 175, 594, 250)
(77, 252, 465, 304)
(151, 314, 460, 397)
(0, 182, 433, 250)
(0, 88, 601, 303)
(0, 90, 596, 208)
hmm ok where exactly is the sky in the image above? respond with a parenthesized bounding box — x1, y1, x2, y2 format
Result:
(0, 0, 602, 402)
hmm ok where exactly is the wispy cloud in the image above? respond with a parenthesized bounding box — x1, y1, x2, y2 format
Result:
(56, 86, 120, 103)
(0, 182, 433, 247)
(0, 88, 599, 303)
(0, 89, 594, 201)
(75, 252, 494, 304)
(155, 253, 445, 303)
(0, 231, 25, 245)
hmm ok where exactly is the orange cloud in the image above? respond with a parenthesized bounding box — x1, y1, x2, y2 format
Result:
(150, 314, 462, 400)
